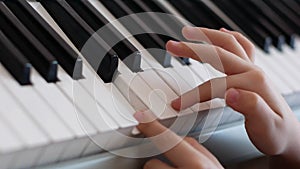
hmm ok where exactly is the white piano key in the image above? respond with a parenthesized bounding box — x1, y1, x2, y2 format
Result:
(36, 141, 68, 166)
(0, 152, 14, 169)
(56, 68, 97, 136)
(296, 37, 300, 52)
(58, 68, 118, 133)
(139, 64, 178, 102)
(269, 48, 300, 91)
(0, 118, 23, 158)
(32, 3, 120, 158)
(189, 59, 212, 82)
(255, 54, 293, 95)
(283, 46, 300, 69)
(30, 68, 95, 164)
(90, 0, 212, 115)
(31, 70, 76, 136)
(13, 147, 44, 169)
(256, 49, 299, 92)
(58, 137, 91, 162)
(171, 58, 204, 88)
(142, 53, 192, 94)
(32, 0, 119, 133)
(55, 68, 96, 138)
(80, 63, 138, 128)
(1, 67, 76, 166)
(115, 61, 177, 119)
(0, 67, 73, 143)
(81, 138, 103, 157)
(139, 51, 211, 112)
(0, 66, 55, 168)
(0, 75, 49, 148)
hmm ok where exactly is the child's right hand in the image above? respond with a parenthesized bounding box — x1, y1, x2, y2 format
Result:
(167, 27, 300, 167)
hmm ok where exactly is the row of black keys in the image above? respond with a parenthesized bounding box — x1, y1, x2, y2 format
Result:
(0, 0, 191, 85)
(168, 0, 300, 52)
(2, 0, 297, 86)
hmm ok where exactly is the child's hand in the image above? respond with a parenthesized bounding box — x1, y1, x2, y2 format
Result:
(134, 111, 224, 169)
(166, 27, 300, 167)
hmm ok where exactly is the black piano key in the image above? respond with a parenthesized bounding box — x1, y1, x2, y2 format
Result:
(0, 30, 31, 85)
(97, 53, 119, 83)
(99, 0, 164, 46)
(280, 0, 300, 18)
(212, 0, 272, 52)
(262, 0, 300, 34)
(142, 0, 169, 13)
(65, 0, 141, 72)
(169, 0, 223, 29)
(119, 0, 192, 65)
(100, 0, 173, 67)
(136, 0, 191, 65)
(131, 0, 192, 65)
(168, 0, 205, 27)
(5, 0, 83, 79)
(135, 0, 185, 37)
(189, 0, 232, 29)
(0, 2, 57, 82)
(248, 0, 297, 48)
(39, 0, 118, 83)
(232, 0, 285, 50)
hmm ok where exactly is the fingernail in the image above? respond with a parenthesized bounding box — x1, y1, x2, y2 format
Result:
(134, 111, 144, 122)
(183, 26, 195, 31)
(169, 40, 181, 46)
(171, 98, 181, 110)
(225, 88, 239, 104)
(220, 28, 230, 32)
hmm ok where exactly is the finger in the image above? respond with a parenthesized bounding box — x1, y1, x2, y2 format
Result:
(171, 70, 269, 110)
(184, 137, 222, 167)
(144, 159, 175, 169)
(134, 111, 209, 167)
(225, 88, 278, 120)
(182, 26, 250, 61)
(171, 74, 236, 110)
(220, 28, 256, 62)
(166, 41, 252, 75)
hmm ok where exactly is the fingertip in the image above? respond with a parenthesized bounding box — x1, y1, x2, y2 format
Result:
(182, 26, 197, 39)
(182, 26, 194, 33)
(220, 27, 230, 32)
(225, 88, 240, 105)
(166, 40, 181, 48)
(171, 98, 181, 111)
(166, 40, 184, 56)
(133, 111, 144, 122)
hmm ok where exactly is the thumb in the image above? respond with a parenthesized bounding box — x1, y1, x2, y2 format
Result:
(225, 88, 275, 121)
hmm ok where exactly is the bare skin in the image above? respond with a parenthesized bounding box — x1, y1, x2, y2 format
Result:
(134, 27, 300, 169)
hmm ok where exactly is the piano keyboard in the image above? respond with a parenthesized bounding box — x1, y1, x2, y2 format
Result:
(0, 0, 299, 168)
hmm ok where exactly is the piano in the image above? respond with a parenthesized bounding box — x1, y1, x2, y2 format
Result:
(0, 0, 299, 168)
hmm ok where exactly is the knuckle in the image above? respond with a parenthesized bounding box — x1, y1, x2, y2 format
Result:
(226, 34, 238, 44)
(249, 92, 261, 106)
(214, 46, 224, 55)
(232, 31, 243, 38)
(251, 67, 267, 85)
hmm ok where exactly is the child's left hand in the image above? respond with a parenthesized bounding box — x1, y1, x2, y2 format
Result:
(134, 111, 224, 169)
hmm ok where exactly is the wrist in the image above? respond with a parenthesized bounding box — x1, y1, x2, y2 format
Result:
(270, 123, 300, 169)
